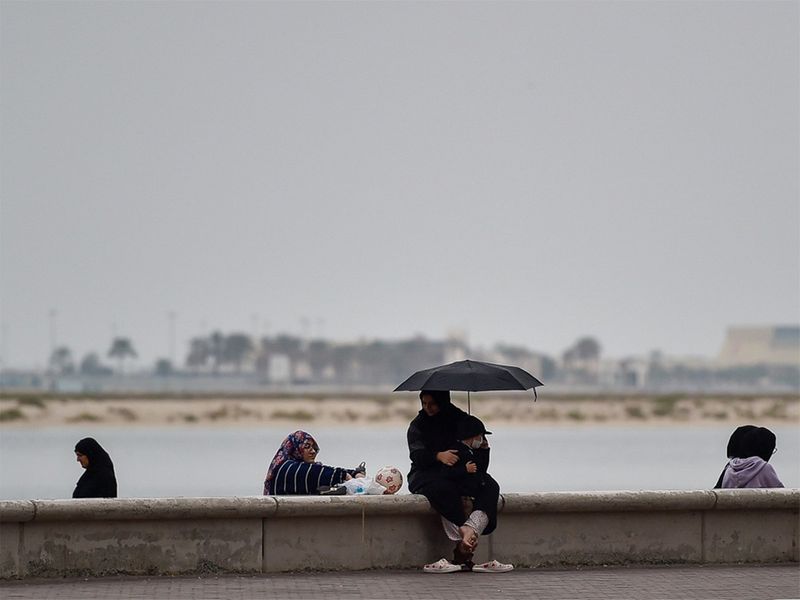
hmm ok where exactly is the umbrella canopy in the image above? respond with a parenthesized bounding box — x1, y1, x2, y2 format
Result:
(394, 359, 543, 394)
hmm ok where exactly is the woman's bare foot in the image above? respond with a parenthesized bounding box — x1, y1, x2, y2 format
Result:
(459, 525, 478, 550)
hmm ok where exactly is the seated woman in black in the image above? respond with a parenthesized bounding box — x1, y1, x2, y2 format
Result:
(263, 430, 363, 495)
(406, 390, 500, 566)
(73, 437, 117, 498)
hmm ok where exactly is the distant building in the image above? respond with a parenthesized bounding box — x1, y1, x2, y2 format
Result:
(267, 354, 292, 384)
(717, 325, 800, 367)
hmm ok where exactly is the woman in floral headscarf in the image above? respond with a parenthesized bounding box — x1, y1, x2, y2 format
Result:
(263, 430, 364, 495)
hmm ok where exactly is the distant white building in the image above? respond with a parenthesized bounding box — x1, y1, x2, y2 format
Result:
(717, 325, 800, 367)
(267, 354, 292, 383)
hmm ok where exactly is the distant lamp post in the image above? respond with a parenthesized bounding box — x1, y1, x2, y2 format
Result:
(168, 311, 177, 367)
(48, 309, 57, 352)
(48, 309, 58, 376)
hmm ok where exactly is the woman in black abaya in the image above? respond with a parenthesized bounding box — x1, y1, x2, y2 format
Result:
(407, 390, 501, 570)
(73, 437, 117, 498)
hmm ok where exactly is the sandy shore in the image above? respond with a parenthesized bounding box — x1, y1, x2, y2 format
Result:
(0, 392, 797, 428)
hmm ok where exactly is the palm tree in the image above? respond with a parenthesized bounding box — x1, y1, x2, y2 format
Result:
(223, 333, 254, 373)
(108, 337, 137, 374)
(574, 337, 602, 361)
(80, 352, 112, 376)
(209, 331, 225, 374)
(49, 346, 74, 375)
(186, 337, 210, 372)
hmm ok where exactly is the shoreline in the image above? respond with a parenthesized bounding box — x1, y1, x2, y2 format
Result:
(1, 393, 797, 429)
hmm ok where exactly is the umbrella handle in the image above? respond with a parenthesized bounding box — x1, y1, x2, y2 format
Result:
(467, 390, 470, 415)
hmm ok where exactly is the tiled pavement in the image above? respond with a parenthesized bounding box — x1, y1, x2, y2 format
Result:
(1, 564, 798, 600)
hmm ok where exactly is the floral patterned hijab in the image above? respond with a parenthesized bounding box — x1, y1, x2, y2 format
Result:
(263, 430, 319, 495)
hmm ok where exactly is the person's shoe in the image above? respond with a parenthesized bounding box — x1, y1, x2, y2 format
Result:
(472, 559, 514, 573)
(423, 558, 461, 574)
(319, 485, 347, 496)
(353, 461, 367, 476)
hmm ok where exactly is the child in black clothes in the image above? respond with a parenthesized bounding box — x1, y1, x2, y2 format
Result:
(441, 415, 492, 498)
(424, 414, 512, 573)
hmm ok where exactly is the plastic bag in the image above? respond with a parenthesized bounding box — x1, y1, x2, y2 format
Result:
(341, 476, 387, 495)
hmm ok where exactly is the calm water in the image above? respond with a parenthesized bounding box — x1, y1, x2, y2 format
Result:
(0, 425, 797, 500)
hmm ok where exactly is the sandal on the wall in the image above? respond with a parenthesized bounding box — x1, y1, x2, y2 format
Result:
(472, 560, 514, 573)
(423, 558, 462, 574)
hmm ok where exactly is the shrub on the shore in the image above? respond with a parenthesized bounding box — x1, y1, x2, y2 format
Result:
(702, 410, 729, 420)
(17, 396, 45, 409)
(762, 401, 788, 419)
(67, 412, 101, 423)
(652, 395, 681, 417)
(0, 408, 25, 422)
(626, 406, 646, 420)
(207, 406, 229, 420)
(108, 407, 137, 421)
(270, 409, 314, 421)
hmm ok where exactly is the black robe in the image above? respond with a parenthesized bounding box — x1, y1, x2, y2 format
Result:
(73, 438, 117, 498)
(406, 404, 499, 534)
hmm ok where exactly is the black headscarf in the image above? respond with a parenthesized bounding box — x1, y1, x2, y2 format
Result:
(412, 390, 461, 449)
(73, 437, 117, 498)
(726, 425, 757, 458)
(740, 427, 776, 462)
(714, 424, 772, 488)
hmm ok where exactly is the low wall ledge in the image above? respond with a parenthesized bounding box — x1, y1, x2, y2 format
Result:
(0, 489, 796, 523)
(4, 496, 278, 522)
(712, 488, 800, 510)
(0, 500, 35, 522)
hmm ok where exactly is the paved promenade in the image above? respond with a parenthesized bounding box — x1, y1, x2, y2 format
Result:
(1, 564, 798, 600)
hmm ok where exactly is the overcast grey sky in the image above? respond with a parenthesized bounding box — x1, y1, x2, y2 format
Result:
(1, 1, 798, 369)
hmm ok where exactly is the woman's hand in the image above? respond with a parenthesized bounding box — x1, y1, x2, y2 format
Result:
(436, 450, 459, 466)
(465, 461, 477, 473)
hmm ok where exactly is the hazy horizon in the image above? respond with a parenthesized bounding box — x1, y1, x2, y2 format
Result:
(2, 1, 798, 370)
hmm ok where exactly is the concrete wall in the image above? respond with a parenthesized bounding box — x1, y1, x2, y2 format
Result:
(0, 490, 797, 579)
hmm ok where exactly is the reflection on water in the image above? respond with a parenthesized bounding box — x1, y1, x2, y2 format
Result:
(0, 425, 797, 500)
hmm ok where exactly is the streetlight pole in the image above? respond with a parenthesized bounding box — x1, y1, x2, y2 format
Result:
(48, 308, 57, 370)
(168, 311, 176, 366)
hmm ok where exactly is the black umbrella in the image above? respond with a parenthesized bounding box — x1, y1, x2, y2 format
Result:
(394, 359, 543, 413)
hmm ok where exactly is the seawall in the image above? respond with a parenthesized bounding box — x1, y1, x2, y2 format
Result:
(1, 489, 797, 578)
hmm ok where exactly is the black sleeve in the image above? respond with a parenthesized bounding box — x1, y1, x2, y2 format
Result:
(407, 421, 437, 469)
(441, 462, 468, 481)
(473, 448, 490, 475)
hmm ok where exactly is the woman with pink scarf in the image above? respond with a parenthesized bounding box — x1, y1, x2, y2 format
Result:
(263, 430, 364, 495)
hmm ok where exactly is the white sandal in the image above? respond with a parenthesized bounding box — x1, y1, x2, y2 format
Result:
(472, 559, 514, 573)
(423, 558, 462, 574)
